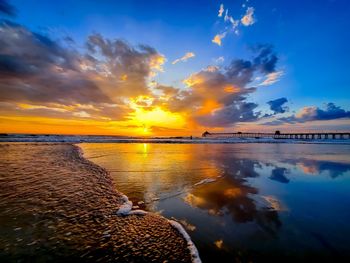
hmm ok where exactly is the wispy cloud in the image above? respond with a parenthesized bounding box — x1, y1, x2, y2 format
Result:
(224, 9, 229, 21)
(241, 7, 255, 26)
(218, 4, 224, 17)
(214, 56, 225, 64)
(259, 70, 284, 86)
(223, 9, 240, 35)
(213, 2, 256, 46)
(172, 52, 195, 65)
(212, 32, 227, 46)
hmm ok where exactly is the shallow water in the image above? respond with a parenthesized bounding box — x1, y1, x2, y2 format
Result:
(81, 143, 350, 262)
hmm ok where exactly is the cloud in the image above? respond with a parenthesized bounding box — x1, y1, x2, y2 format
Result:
(224, 9, 229, 21)
(73, 111, 91, 118)
(0, 19, 281, 131)
(0, 14, 291, 133)
(172, 52, 195, 65)
(218, 4, 224, 17)
(215, 56, 225, 64)
(157, 44, 279, 127)
(293, 103, 350, 122)
(0, 20, 166, 122)
(197, 101, 260, 127)
(212, 32, 227, 46)
(0, 20, 109, 105)
(223, 8, 239, 28)
(0, 0, 16, 17)
(259, 70, 284, 86)
(241, 7, 255, 26)
(86, 33, 166, 81)
(213, 4, 256, 46)
(229, 17, 240, 35)
(267, 97, 288, 114)
(252, 44, 278, 73)
(265, 103, 350, 125)
(0, 101, 129, 121)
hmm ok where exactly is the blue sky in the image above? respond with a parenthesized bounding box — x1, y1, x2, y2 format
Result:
(12, 0, 350, 102)
(0, 0, 349, 134)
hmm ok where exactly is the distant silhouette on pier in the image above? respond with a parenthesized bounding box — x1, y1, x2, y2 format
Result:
(202, 130, 350, 140)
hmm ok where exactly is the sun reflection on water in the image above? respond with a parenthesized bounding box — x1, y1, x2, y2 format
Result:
(142, 143, 148, 156)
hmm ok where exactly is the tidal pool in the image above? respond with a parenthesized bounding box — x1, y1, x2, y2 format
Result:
(81, 143, 350, 262)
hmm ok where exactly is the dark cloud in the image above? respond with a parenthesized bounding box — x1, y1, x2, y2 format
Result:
(224, 45, 279, 87)
(0, 0, 16, 17)
(267, 97, 288, 114)
(225, 59, 255, 87)
(0, 20, 109, 105)
(197, 101, 260, 127)
(265, 103, 350, 125)
(252, 44, 278, 74)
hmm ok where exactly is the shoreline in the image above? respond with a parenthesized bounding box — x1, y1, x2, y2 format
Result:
(1, 136, 350, 145)
(76, 143, 201, 263)
(0, 142, 200, 262)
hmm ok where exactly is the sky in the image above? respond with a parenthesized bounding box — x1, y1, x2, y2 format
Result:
(0, 0, 349, 136)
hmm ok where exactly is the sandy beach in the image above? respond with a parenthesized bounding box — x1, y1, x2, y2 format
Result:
(0, 143, 198, 262)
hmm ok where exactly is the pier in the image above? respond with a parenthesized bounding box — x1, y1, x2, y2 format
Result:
(202, 131, 350, 140)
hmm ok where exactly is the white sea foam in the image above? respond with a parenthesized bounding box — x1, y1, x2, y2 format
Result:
(128, 210, 149, 215)
(116, 197, 201, 263)
(168, 220, 202, 263)
(116, 195, 133, 215)
(194, 178, 217, 186)
(116, 194, 201, 262)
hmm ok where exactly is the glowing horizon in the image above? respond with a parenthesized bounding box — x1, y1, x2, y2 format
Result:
(0, 0, 349, 136)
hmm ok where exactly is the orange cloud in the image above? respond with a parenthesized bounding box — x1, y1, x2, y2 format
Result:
(183, 74, 204, 87)
(149, 53, 166, 76)
(241, 7, 255, 26)
(224, 85, 239, 93)
(212, 32, 226, 46)
(198, 100, 222, 115)
(172, 52, 195, 64)
(218, 4, 224, 17)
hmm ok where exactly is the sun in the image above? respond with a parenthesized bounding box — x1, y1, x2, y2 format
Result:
(128, 99, 186, 135)
(142, 125, 150, 134)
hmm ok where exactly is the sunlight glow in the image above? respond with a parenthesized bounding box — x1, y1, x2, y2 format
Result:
(129, 107, 185, 133)
(199, 100, 222, 115)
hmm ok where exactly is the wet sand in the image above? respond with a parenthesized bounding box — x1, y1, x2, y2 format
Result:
(0, 143, 195, 262)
